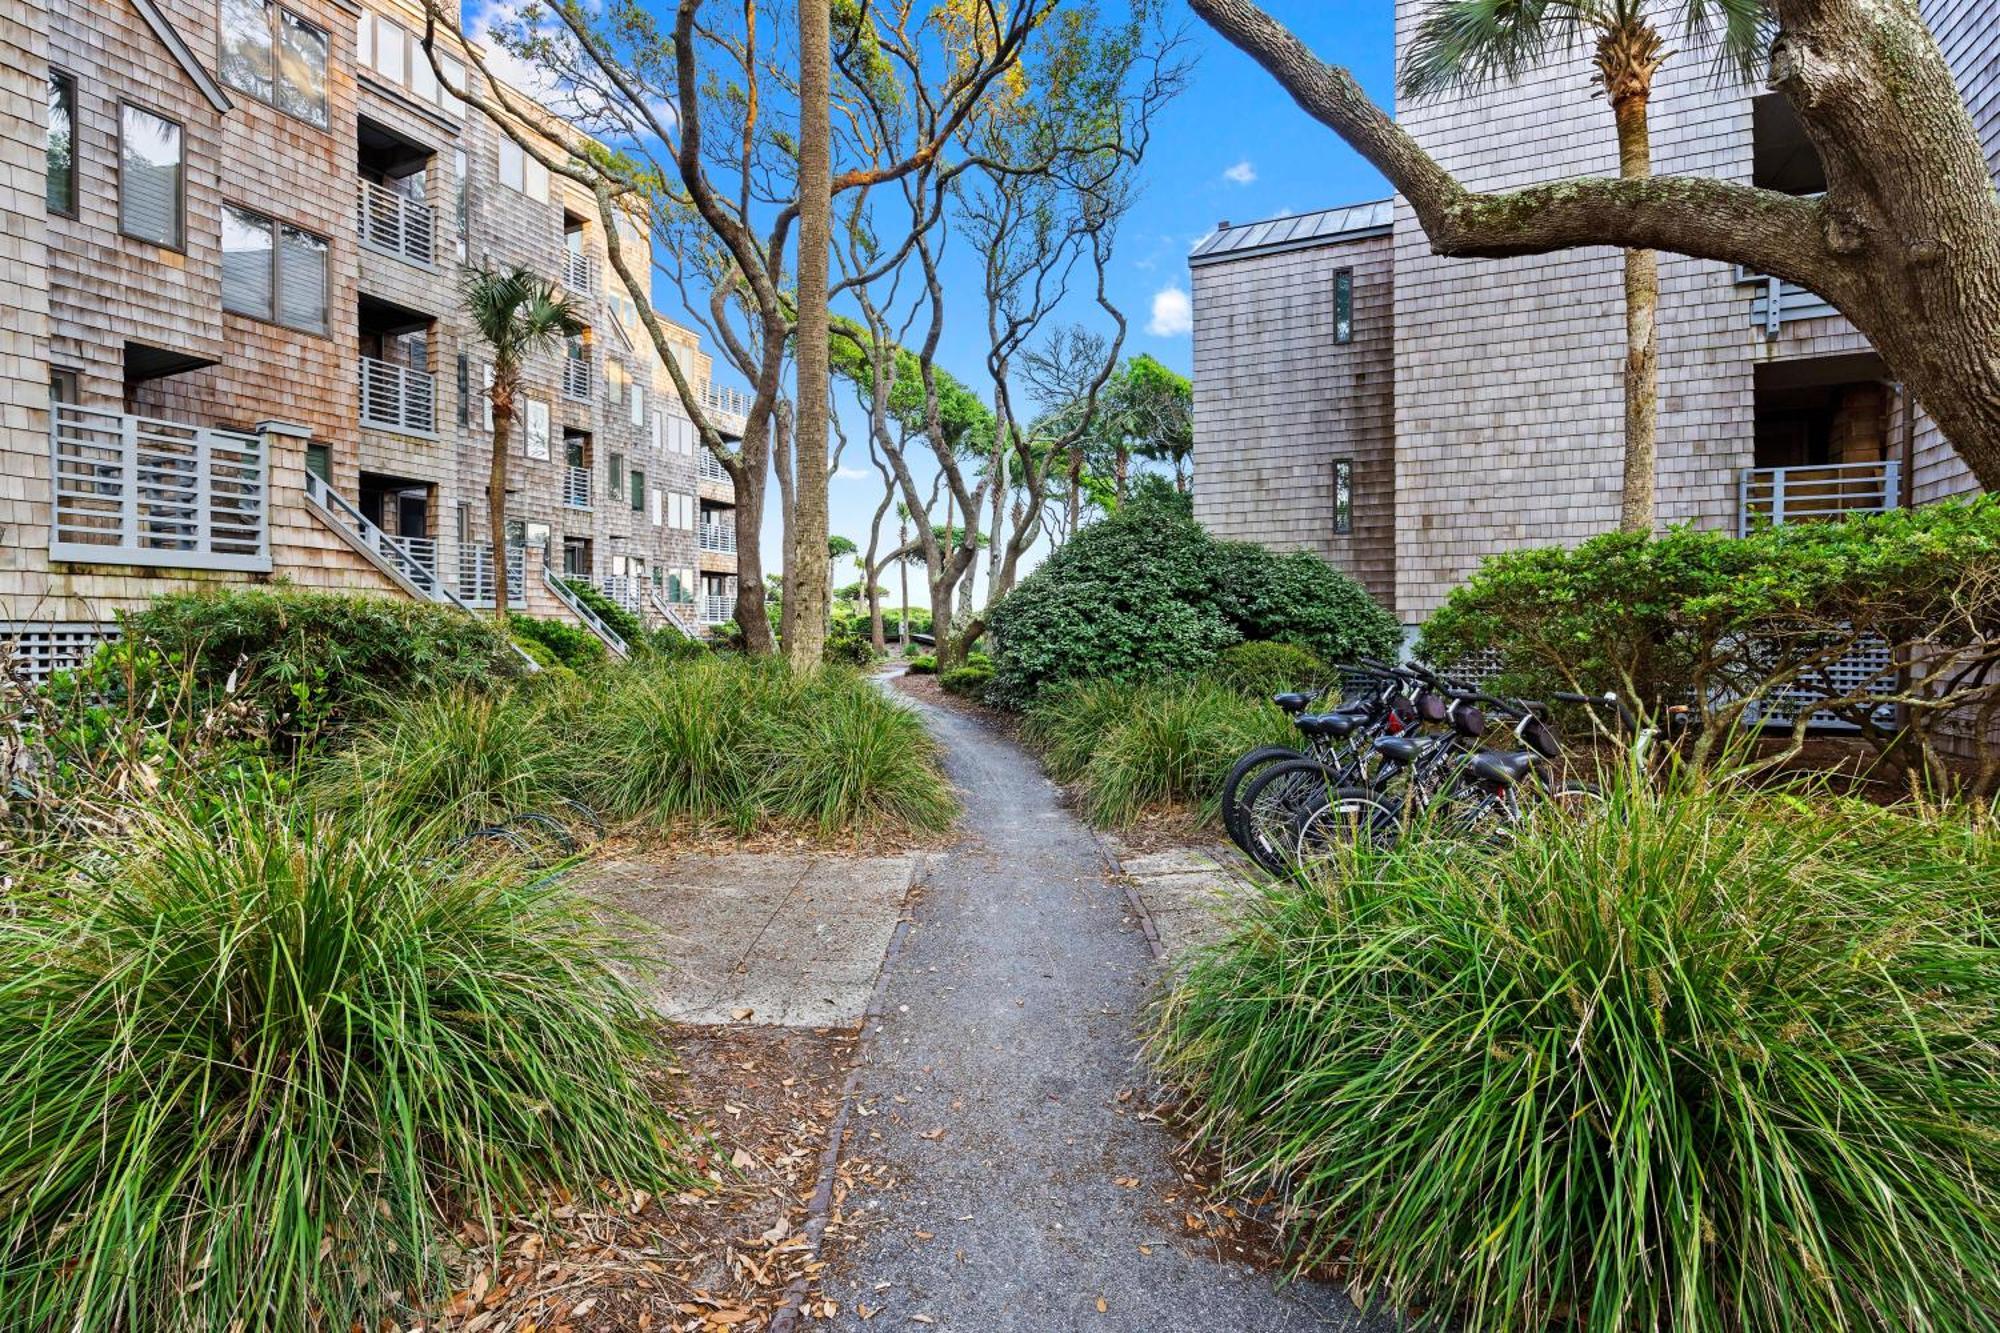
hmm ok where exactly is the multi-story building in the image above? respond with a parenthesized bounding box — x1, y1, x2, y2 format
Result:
(1192, 0, 1993, 630)
(0, 0, 744, 679)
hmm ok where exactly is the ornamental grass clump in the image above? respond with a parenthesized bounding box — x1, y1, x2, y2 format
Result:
(581, 657, 954, 838)
(1151, 773, 2000, 1332)
(0, 798, 688, 1332)
(1025, 678, 1294, 827)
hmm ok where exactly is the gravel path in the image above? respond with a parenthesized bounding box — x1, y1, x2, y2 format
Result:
(819, 687, 1394, 1331)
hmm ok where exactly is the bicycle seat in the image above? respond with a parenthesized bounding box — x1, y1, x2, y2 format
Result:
(1297, 713, 1359, 739)
(1373, 735, 1421, 764)
(1468, 751, 1537, 786)
(1272, 692, 1311, 714)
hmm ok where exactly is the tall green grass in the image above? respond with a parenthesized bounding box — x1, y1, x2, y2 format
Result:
(1023, 677, 1294, 826)
(579, 657, 956, 838)
(1151, 773, 2000, 1331)
(0, 798, 688, 1332)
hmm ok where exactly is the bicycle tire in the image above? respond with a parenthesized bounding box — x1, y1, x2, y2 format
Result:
(1237, 757, 1348, 875)
(1294, 786, 1402, 863)
(1220, 744, 1306, 853)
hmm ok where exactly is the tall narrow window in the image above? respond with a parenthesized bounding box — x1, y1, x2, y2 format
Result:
(456, 352, 471, 426)
(46, 72, 76, 215)
(1332, 459, 1354, 535)
(452, 148, 469, 260)
(219, 0, 274, 102)
(305, 441, 331, 482)
(1332, 268, 1353, 344)
(608, 452, 625, 494)
(498, 137, 524, 192)
(374, 16, 406, 83)
(276, 224, 328, 333)
(221, 204, 275, 317)
(276, 10, 329, 127)
(630, 468, 645, 511)
(119, 104, 184, 248)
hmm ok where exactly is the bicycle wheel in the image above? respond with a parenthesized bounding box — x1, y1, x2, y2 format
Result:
(1294, 787, 1401, 863)
(1238, 758, 1347, 874)
(1220, 744, 1305, 853)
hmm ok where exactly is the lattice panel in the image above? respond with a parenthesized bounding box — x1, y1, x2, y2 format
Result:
(1, 622, 121, 686)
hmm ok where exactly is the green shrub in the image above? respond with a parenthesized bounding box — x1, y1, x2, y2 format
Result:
(0, 798, 687, 1332)
(986, 490, 1398, 706)
(1152, 775, 2000, 1332)
(907, 653, 938, 674)
(1417, 499, 2000, 792)
(1023, 677, 1294, 826)
(511, 614, 608, 670)
(579, 658, 955, 838)
(825, 627, 875, 667)
(124, 587, 523, 750)
(560, 578, 646, 645)
(939, 663, 994, 700)
(1206, 640, 1330, 699)
(646, 626, 709, 660)
(314, 685, 577, 834)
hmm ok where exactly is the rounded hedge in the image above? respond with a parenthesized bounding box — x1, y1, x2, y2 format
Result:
(1206, 640, 1331, 699)
(985, 490, 1398, 706)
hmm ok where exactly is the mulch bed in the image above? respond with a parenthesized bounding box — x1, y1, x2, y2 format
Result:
(430, 1024, 860, 1333)
(885, 669, 1021, 738)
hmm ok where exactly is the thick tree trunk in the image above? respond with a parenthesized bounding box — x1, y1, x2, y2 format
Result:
(731, 443, 774, 652)
(1189, 0, 2000, 493)
(786, 0, 833, 670)
(488, 394, 512, 622)
(898, 518, 911, 653)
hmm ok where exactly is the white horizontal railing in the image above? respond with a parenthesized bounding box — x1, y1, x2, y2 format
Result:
(1734, 266, 1839, 337)
(698, 451, 732, 486)
(357, 180, 437, 267)
(1739, 460, 1900, 534)
(457, 542, 525, 606)
(698, 522, 736, 554)
(564, 465, 591, 509)
(701, 593, 733, 624)
(543, 565, 629, 657)
(562, 249, 592, 291)
(359, 356, 436, 435)
(49, 404, 269, 572)
(562, 356, 592, 401)
(698, 380, 749, 421)
(303, 472, 444, 600)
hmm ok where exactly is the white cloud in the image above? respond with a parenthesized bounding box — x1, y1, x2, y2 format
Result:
(834, 466, 871, 481)
(1147, 285, 1193, 338)
(1222, 159, 1257, 186)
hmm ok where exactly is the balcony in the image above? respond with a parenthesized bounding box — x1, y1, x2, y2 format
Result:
(457, 541, 525, 605)
(48, 403, 270, 572)
(564, 465, 592, 509)
(701, 594, 733, 624)
(1735, 266, 1839, 337)
(562, 356, 592, 402)
(698, 380, 749, 421)
(698, 521, 736, 554)
(357, 180, 437, 267)
(599, 574, 645, 614)
(563, 249, 593, 291)
(698, 451, 732, 486)
(1738, 459, 1900, 535)
(359, 356, 436, 435)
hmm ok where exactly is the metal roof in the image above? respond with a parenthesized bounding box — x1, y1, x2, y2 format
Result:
(1187, 199, 1394, 267)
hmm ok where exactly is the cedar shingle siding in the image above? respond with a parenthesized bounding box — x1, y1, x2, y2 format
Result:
(1192, 0, 1993, 625)
(1, 0, 736, 637)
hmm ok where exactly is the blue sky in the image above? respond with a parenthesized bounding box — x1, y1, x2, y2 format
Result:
(468, 2, 1402, 601)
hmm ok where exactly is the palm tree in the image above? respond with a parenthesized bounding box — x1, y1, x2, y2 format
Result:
(461, 266, 584, 621)
(1401, 0, 1764, 534)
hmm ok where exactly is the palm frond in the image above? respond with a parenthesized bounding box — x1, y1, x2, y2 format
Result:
(1677, 0, 1774, 87)
(1399, 0, 1594, 101)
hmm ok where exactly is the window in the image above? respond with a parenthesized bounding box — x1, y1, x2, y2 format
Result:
(275, 10, 330, 127)
(221, 203, 328, 333)
(1332, 268, 1353, 344)
(1332, 459, 1353, 535)
(650, 487, 662, 525)
(452, 148, 469, 260)
(456, 353, 470, 426)
(630, 468, 645, 511)
(221, 2, 327, 128)
(608, 452, 624, 495)
(49, 369, 78, 405)
(305, 441, 331, 483)
(46, 72, 76, 215)
(119, 103, 184, 248)
(498, 137, 523, 192)
(524, 399, 550, 460)
(629, 380, 645, 427)
(373, 15, 406, 84)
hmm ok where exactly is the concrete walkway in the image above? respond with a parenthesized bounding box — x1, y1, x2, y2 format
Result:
(819, 689, 1391, 1331)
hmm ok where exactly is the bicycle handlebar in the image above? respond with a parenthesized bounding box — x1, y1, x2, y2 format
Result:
(1551, 689, 1639, 732)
